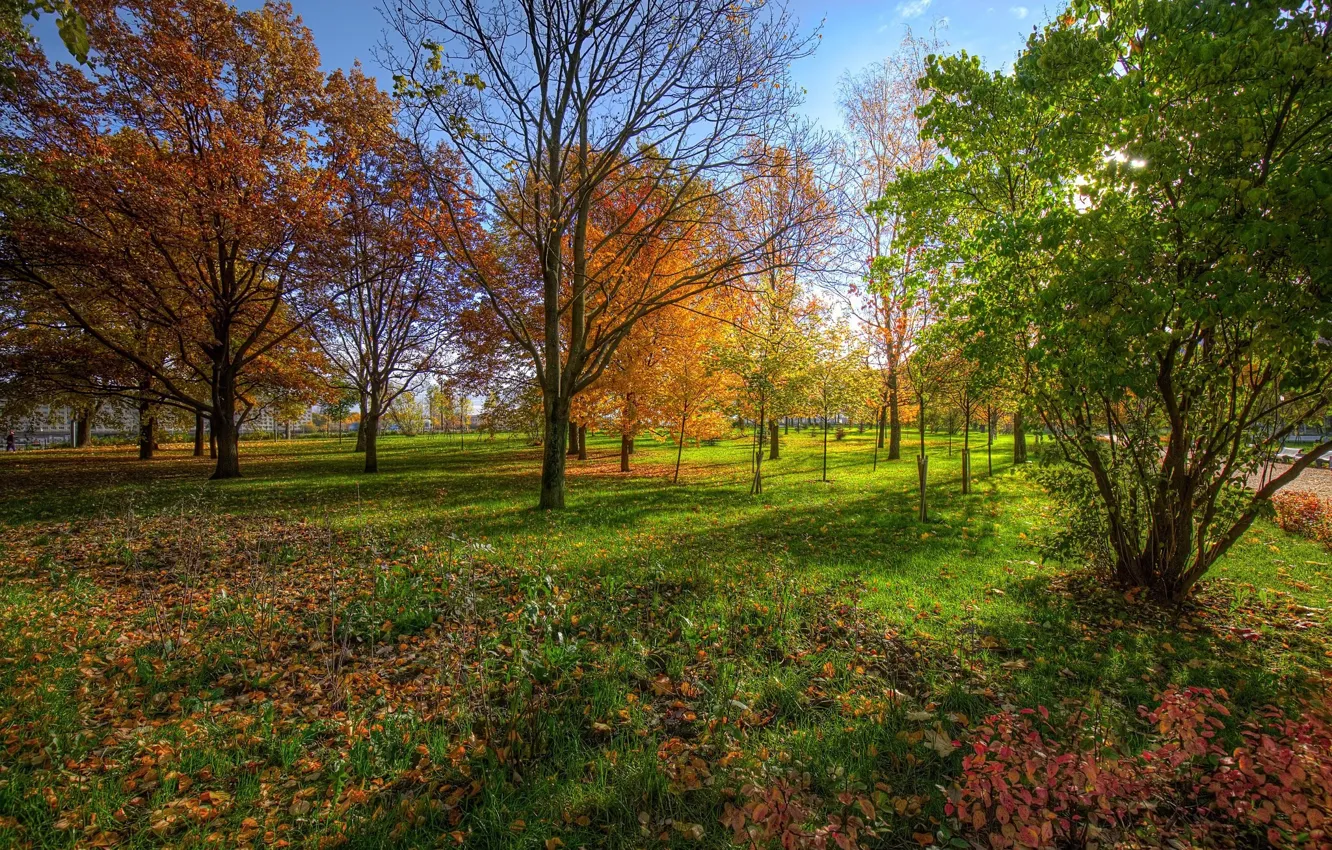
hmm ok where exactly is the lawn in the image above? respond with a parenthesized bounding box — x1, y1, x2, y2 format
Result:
(0, 430, 1328, 848)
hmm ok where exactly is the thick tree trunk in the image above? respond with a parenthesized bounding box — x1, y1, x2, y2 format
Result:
(75, 414, 91, 448)
(209, 421, 217, 459)
(138, 412, 154, 460)
(577, 424, 587, 460)
(363, 411, 380, 473)
(1013, 409, 1027, 464)
(539, 394, 570, 509)
(211, 413, 240, 479)
(620, 433, 631, 472)
(210, 371, 242, 479)
(193, 410, 205, 457)
(568, 421, 579, 456)
(768, 417, 780, 460)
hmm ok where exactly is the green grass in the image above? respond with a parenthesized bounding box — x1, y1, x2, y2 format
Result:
(0, 430, 1328, 848)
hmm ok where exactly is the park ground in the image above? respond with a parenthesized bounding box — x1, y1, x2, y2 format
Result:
(0, 430, 1329, 848)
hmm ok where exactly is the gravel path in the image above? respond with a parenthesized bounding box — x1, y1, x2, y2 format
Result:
(1249, 465, 1332, 500)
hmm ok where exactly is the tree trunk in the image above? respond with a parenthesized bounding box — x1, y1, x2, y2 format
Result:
(363, 411, 380, 473)
(888, 383, 901, 460)
(1013, 409, 1027, 464)
(209, 371, 242, 479)
(917, 455, 928, 522)
(768, 417, 780, 460)
(577, 424, 587, 460)
(209, 420, 217, 459)
(674, 410, 687, 483)
(138, 412, 154, 460)
(568, 420, 579, 456)
(211, 412, 240, 479)
(750, 408, 765, 495)
(193, 410, 205, 457)
(961, 448, 971, 494)
(538, 395, 570, 509)
(286, 421, 292, 440)
(74, 414, 91, 448)
(620, 433, 631, 472)
(822, 412, 829, 482)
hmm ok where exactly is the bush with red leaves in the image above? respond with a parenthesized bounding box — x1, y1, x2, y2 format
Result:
(948, 688, 1332, 848)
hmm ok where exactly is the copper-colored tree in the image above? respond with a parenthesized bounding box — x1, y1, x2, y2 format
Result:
(0, 0, 331, 479)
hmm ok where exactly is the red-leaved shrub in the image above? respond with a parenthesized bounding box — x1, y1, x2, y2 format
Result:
(1272, 490, 1329, 538)
(948, 688, 1332, 848)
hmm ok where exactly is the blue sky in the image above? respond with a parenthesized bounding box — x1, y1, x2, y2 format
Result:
(35, 0, 1048, 130)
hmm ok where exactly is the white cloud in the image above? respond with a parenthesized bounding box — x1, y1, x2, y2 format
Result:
(1009, 5, 1029, 18)
(877, 22, 890, 32)
(896, 0, 932, 19)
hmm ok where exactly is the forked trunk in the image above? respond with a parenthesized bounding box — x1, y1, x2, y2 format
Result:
(210, 373, 242, 479)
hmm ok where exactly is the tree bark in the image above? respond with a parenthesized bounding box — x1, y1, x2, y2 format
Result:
(1013, 409, 1027, 464)
(193, 410, 205, 457)
(620, 432, 631, 472)
(209, 369, 242, 479)
(209, 420, 217, 459)
(961, 448, 971, 494)
(75, 414, 91, 448)
(768, 417, 780, 460)
(211, 413, 239, 478)
(539, 395, 570, 509)
(363, 411, 380, 473)
(568, 420, 579, 455)
(138, 412, 155, 460)
(577, 424, 587, 460)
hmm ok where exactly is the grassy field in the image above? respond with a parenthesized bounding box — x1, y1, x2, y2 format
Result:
(0, 430, 1328, 848)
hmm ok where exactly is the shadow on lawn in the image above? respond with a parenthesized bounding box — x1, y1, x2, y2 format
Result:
(1, 436, 1326, 849)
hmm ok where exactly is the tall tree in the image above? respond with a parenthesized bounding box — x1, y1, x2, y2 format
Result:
(385, 0, 824, 508)
(896, 0, 1332, 600)
(837, 30, 940, 461)
(316, 68, 462, 473)
(0, 0, 333, 479)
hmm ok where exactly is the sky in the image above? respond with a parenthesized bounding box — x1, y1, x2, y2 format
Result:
(34, 0, 1049, 131)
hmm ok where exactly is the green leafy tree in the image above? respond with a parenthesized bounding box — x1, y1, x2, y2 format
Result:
(893, 0, 1332, 600)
